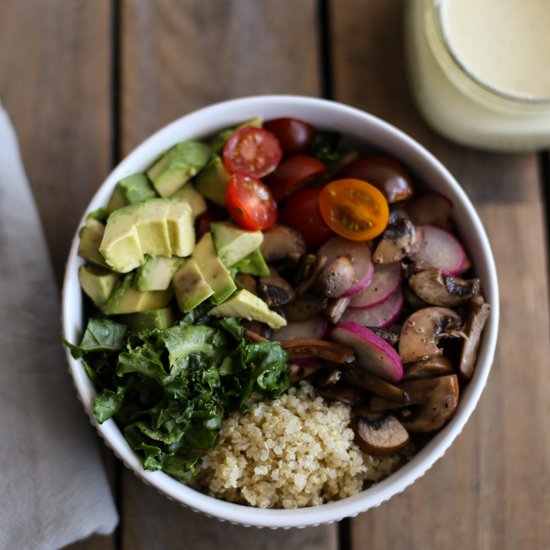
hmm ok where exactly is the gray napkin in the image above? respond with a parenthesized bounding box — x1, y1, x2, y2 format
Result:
(0, 105, 118, 549)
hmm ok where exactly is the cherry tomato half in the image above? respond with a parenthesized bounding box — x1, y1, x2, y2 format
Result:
(223, 127, 282, 178)
(318, 179, 389, 241)
(264, 155, 326, 201)
(225, 173, 277, 231)
(338, 156, 414, 203)
(280, 188, 333, 250)
(263, 117, 316, 156)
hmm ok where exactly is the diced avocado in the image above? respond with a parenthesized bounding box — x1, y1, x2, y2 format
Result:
(136, 198, 172, 257)
(173, 258, 214, 312)
(86, 208, 109, 223)
(100, 198, 195, 273)
(78, 219, 109, 268)
(193, 156, 230, 207)
(135, 255, 182, 291)
(231, 248, 270, 277)
(209, 289, 286, 330)
(171, 183, 207, 217)
(147, 141, 211, 197)
(192, 232, 236, 304)
(99, 202, 144, 273)
(210, 117, 263, 153)
(102, 274, 173, 315)
(107, 173, 157, 213)
(210, 221, 264, 267)
(120, 307, 174, 331)
(166, 200, 195, 257)
(78, 265, 119, 306)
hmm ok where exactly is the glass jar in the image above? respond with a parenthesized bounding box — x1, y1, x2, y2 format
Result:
(405, 0, 550, 152)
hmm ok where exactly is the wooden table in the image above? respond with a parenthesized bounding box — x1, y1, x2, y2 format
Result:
(1, 1, 548, 549)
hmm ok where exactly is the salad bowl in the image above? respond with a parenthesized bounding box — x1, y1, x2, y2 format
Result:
(62, 95, 499, 528)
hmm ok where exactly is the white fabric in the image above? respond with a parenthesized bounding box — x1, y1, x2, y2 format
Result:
(0, 105, 118, 549)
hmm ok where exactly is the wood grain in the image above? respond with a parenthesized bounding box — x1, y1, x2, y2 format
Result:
(331, 1, 550, 548)
(0, 0, 113, 283)
(0, 1, 116, 549)
(121, 0, 322, 154)
(119, 1, 335, 548)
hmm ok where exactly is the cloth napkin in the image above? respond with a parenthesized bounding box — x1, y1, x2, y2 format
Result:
(0, 105, 118, 549)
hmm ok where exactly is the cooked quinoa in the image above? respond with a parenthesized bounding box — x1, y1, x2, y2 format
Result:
(196, 383, 401, 508)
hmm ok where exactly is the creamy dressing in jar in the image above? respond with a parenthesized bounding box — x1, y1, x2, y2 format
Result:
(406, 0, 550, 151)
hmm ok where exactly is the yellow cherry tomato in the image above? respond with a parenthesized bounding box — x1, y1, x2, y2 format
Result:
(318, 178, 389, 241)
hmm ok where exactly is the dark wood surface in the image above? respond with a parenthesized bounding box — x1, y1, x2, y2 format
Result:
(1, 1, 548, 549)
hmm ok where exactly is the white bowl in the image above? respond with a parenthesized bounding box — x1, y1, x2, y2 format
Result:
(62, 95, 499, 528)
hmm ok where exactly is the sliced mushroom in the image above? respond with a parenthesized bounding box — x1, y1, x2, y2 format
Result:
(258, 269, 296, 308)
(343, 363, 410, 404)
(295, 254, 327, 295)
(401, 355, 455, 382)
(288, 360, 325, 383)
(314, 255, 356, 298)
(324, 297, 351, 324)
(399, 307, 463, 363)
(260, 224, 306, 263)
(279, 338, 355, 364)
(235, 273, 257, 294)
(354, 414, 410, 455)
(317, 384, 366, 406)
(408, 269, 480, 307)
(316, 367, 342, 387)
(283, 295, 328, 322)
(459, 296, 491, 380)
(243, 327, 270, 343)
(373, 218, 423, 264)
(369, 326, 400, 347)
(370, 375, 459, 432)
(402, 283, 430, 310)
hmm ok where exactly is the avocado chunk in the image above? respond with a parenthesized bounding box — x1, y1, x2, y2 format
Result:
(210, 117, 263, 154)
(173, 258, 214, 312)
(147, 141, 211, 197)
(99, 202, 144, 272)
(193, 156, 230, 207)
(121, 307, 174, 330)
(78, 219, 109, 268)
(231, 248, 270, 277)
(136, 198, 172, 257)
(100, 198, 195, 273)
(166, 199, 195, 257)
(210, 221, 264, 267)
(192, 232, 236, 305)
(102, 274, 173, 315)
(171, 183, 207, 217)
(78, 265, 119, 306)
(135, 255, 182, 291)
(107, 173, 157, 213)
(209, 289, 287, 330)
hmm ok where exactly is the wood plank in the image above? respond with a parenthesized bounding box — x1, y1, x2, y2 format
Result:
(119, 1, 336, 548)
(0, 0, 113, 283)
(0, 2, 116, 549)
(331, 1, 550, 549)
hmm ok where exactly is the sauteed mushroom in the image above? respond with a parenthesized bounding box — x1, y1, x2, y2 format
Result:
(279, 338, 355, 363)
(317, 384, 366, 406)
(260, 224, 306, 262)
(370, 375, 459, 432)
(401, 355, 455, 382)
(343, 363, 410, 404)
(399, 307, 463, 363)
(373, 218, 423, 264)
(354, 414, 410, 455)
(408, 269, 480, 306)
(324, 297, 351, 324)
(288, 361, 325, 383)
(314, 255, 356, 298)
(258, 269, 295, 307)
(283, 295, 327, 321)
(459, 296, 491, 379)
